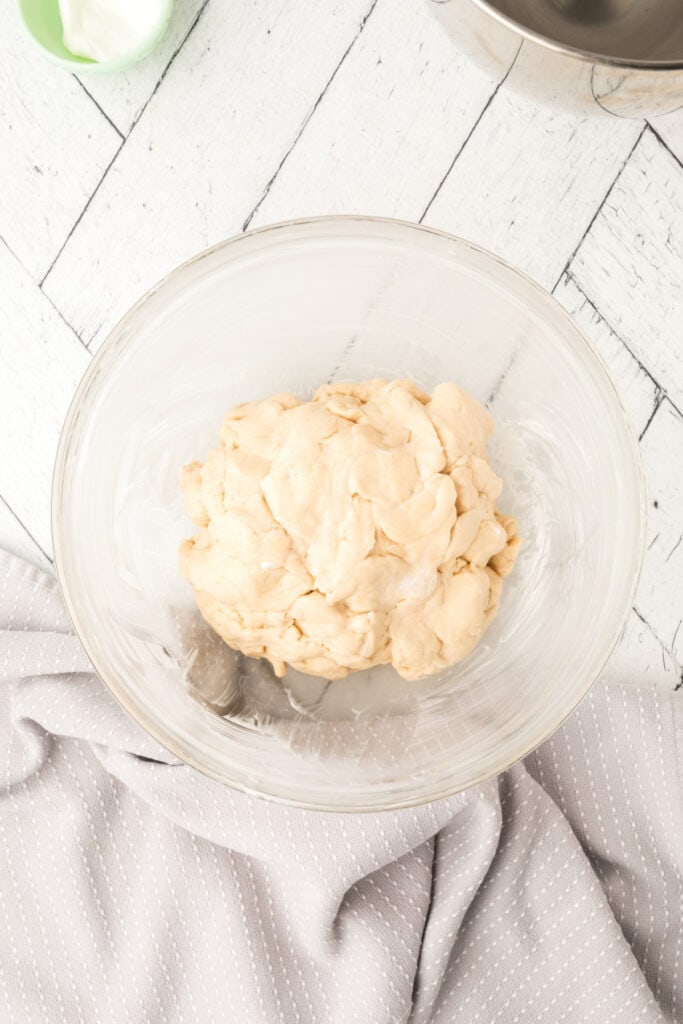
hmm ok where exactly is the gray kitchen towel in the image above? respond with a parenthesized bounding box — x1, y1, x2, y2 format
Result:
(1, 550, 681, 1024)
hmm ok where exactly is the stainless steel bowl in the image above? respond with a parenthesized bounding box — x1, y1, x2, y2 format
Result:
(429, 0, 683, 117)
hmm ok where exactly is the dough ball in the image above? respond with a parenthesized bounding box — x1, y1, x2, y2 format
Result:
(180, 379, 520, 680)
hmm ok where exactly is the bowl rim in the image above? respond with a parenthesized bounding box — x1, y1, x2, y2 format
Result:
(466, 0, 683, 70)
(52, 214, 647, 811)
(14, 0, 175, 73)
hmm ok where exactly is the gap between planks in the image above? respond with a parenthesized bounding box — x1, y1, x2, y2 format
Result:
(419, 40, 523, 223)
(562, 270, 682, 428)
(39, 0, 212, 297)
(243, 0, 381, 231)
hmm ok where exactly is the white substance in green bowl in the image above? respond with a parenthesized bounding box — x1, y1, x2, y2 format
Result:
(59, 0, 164, 62)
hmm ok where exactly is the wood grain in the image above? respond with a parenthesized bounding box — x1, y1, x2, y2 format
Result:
(649, 113, 683, 169)
(0, 4, 121, 281)
(553, 274, 659, 439)
(42, 0, 376, 351)
(636, 399, 683, 670)
(571, 128, 683, 412)
(422, 87, 643, 290)
(0, 242, 90, 553)
(75, 0, 207, 135)
(556, 270, 682, 688)
(250, 0, 498, 227)
(606, 609, 680, 691)
(0, 497, 52, 573)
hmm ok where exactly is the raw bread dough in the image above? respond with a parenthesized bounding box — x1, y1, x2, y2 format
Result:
(180, 380, 520, 680)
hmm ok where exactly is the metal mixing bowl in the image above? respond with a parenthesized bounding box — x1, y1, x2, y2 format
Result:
(429, 0, 683, 117)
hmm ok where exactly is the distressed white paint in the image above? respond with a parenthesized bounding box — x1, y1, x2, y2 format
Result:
(43, 0, 375, 351)
(636, 399, 683, 667)
(76, 0, 207, 135)
(0, 0, 680, 691)
(605, 609, 679, 691)
(422, 88, 643, 290)
(251, 0, 497, 227)
(0, 4, 121, 281)
(0, 498, 52, 573)
(0, 242, 90, 553)
(553, 274, 659, 439)
(571, 128, 683, 411)
(650, 113, 683, 167)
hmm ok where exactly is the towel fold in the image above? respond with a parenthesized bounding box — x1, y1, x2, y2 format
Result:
(1, 551, 681, 1024)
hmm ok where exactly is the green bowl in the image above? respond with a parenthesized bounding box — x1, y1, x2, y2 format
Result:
(16, 0, 175, 73)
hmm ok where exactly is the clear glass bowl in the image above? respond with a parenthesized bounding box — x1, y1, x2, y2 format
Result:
(53, 217, 644, 811)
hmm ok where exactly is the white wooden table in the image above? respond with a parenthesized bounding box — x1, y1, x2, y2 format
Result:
(1, 0, 681, 690)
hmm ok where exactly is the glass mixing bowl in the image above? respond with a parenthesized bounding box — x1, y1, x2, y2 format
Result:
(53, 217, 644, 811)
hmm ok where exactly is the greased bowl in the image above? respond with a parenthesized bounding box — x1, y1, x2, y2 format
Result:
(53, 217, 644, 811)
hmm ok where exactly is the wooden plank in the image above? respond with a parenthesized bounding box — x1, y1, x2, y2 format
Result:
(76, 0, 207, 135)
(0, 4, 121, 281)
(0, 242, 90, 554)
(250, 0, 498, 227)
(649, 114, 683, 169)
(556, 258, 681, 689)
(553, 274, 659, 439)
(605, 610, 679, 691)
(635, 398, 683, 669)
(421, 86, 642, 290)
(0, 498, 52, 573)
(42, 0, 376, 352)
(570, 128, 683, 411)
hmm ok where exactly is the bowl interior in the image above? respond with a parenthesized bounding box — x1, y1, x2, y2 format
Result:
(18, 0, 93, 65)
(16, 0, 173, 71)
(53, 218, 643, 810)
(482, 0, 683, 63)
